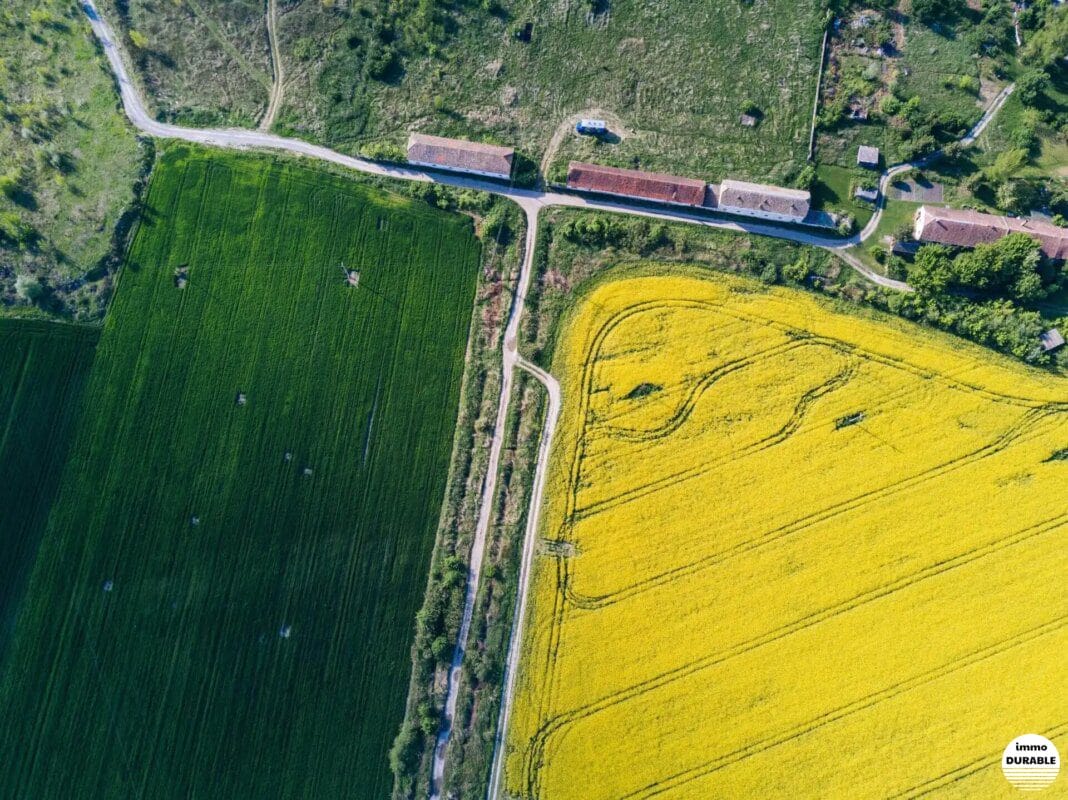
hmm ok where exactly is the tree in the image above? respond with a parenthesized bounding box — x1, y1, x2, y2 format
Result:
(1022, 9, 1068, 67)
(909, 244, 955, 297)
(1048, 179, 1068, 216)
(985, 148, 1028, 184)
(1016, 69, 1050, 107)
(783, 253, 812, 283)
(995, 180, 1032, 214)
(911, 0, 963, 24)
(953, 233, 1043, 300)
(793, 164, 817, 191)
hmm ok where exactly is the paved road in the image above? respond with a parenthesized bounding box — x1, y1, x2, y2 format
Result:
(78, 4, 1015, 795)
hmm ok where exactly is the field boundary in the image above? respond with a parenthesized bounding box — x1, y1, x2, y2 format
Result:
(808, 28, 829, 162)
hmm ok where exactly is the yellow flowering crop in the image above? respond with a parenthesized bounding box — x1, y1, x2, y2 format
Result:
(504, 270, 1068, 800)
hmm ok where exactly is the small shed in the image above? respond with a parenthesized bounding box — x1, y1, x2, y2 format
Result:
(1039, 328, 1065, 353)
(854, 186, 879, 203)
(892, 240, 922, 258)
(739, 113, 758, 128)
(857, 145, 880, 169)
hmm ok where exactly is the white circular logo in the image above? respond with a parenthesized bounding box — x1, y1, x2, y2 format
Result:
(1003, 734, 1060, 792)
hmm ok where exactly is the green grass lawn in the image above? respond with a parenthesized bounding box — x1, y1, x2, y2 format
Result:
(846, 197, 925, 274)
(813, 164, 876, 228)
(0, 319, 97, 660)
(0, 147, 481, 799)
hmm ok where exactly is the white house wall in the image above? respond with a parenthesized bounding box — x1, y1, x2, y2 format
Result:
(408, 159, 511, 180)
(718, 204, 805, 224)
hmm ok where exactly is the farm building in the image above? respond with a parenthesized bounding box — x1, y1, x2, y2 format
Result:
(1040, 328, 1065, 353)
(913, 206, 1068, 260)
(717, 180, 811, 224)
(857, 145, 880, 168)
(407, 133, 515, 180)
(567, 162, 706, 207)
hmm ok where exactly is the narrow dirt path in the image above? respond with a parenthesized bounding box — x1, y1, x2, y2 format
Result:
(428, 204, 552, 800)
(539, 109, 631, 180)
(485, 354, 560, 800)
(260, 0, 283, 131)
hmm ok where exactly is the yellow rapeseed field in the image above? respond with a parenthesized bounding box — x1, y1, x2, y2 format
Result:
(504, 269, 1068, 800)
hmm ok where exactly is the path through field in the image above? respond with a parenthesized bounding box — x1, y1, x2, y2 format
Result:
(538, 110, 631, 180)
(260, 0, 283, 131)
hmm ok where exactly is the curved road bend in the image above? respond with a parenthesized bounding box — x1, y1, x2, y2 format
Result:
(78, 3, 1014, 794)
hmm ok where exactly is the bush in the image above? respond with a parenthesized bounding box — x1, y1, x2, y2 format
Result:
(358, 140, 406, 163)
(15, 273, 44, 303)
(0, 211, 33, 246)
(783, 254, 812, 283)
(1017, 70, 1050, 107)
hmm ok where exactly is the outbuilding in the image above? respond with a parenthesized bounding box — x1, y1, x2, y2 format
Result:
(913, 205, 1068, 260)
(1040, 328, 1065, 353)
(566, 162, 707, 207)
(854, 186, 879, 203)
(857, 145, 880, 169)
(717, 180, 811, 224)
(407, 133, 515, 180)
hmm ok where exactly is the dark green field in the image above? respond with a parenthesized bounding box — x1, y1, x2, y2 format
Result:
(0, 320, 97, 656)
(0, 147, 480, 798)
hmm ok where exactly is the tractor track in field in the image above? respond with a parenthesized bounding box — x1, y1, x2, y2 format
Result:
(563, 405, 1056, 611)
(76, 4, 1023, 796)
(622, 614, 1068, 800)
(892, 720, 1068, 798)
(522, 513, 1068, 798)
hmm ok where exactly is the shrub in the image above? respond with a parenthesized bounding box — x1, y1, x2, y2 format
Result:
(15, 273, 44, 303)
(357, 140, 406, 163)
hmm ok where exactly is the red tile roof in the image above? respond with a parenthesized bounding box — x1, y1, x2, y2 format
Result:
(914, 206, 1068, 260)
(407, 133, 514, 177)
(567, 162, 706, 206)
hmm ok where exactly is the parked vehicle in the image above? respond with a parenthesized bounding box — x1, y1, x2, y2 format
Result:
(576, 118, 608, 136)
